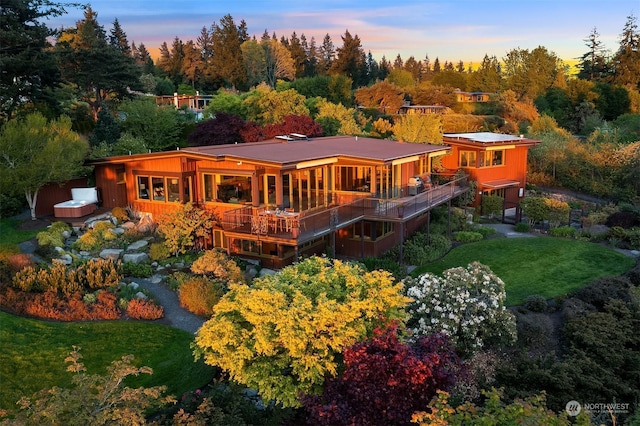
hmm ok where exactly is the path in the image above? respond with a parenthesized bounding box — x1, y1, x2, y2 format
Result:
(133, 277, 205, 334)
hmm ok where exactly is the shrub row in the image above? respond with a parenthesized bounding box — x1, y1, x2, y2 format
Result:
(12, 258, 121, 295)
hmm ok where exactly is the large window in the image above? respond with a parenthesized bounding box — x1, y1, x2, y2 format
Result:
(479, 150, 504, 167)
(136, 175, 182, 202)
(460, 151, 477, 168)
(202, 173, 252, 204)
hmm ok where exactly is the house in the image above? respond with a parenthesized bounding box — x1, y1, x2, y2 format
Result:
(88, 135, 469, 268)
(441, 132, 540, 220)
(155, 92, 213, 119)
(453, 89, 492, 103)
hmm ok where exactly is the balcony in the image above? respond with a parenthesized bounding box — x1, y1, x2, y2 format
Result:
(221, 175, 469, 244)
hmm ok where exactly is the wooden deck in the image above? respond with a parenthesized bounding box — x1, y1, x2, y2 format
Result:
(221, 176, 469, 244)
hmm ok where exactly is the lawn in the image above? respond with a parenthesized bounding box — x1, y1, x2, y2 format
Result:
(0, 310, 216, 412)
(0, 218, 40, 252)
(411, 237, 636, 305)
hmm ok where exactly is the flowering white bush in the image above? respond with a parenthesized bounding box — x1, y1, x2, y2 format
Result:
(403, 261, 516, 354)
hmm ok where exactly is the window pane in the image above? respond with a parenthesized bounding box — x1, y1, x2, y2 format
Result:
(137, 176, 150, 199)
(152, 177, 165, 201)
(203, 174, 215, 202)
(167, 178, 180, 202)
(492, 150, 503, 166)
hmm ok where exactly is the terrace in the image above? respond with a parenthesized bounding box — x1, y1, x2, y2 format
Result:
(221, 174, 469, 244)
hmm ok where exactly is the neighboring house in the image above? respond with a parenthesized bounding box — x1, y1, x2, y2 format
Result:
(155, 92, 213, 117)
(453, 89, 492, 103)
(441, 132, 540, 220)
(88, 135, 469, 268)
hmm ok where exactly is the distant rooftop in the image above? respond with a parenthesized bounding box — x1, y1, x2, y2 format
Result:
(443, 132, 539, 146)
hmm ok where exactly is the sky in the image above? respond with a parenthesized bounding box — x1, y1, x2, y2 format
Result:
(45, 0, 637, 65)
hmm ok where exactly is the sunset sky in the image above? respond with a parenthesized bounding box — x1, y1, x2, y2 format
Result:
(46, 0, 636, 65)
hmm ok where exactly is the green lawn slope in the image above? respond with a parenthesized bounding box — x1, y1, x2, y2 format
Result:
(0, 311, 216, 411)
(411, 237, 636, 305)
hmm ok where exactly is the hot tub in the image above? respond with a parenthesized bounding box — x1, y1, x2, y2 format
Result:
(54, 187, 98, 218)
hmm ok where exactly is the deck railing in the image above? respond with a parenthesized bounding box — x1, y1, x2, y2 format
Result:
(221, 175, 469, 242)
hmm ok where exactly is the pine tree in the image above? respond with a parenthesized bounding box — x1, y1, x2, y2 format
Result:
(211, 14, 246, 89)
(0, 0, 64, 120)
(55, 6, 140, 120)
(109, 18, 130, 55)
(612, 14, 640, 87)
(578, 27, 610, 81)
(288, 31, 306, 78)
(302, 34, 318, 77)
(330, 30, 366, 87)
(318, 33, 335, 75)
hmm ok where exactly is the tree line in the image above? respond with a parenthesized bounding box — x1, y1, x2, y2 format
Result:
(1, 1, 640, 216)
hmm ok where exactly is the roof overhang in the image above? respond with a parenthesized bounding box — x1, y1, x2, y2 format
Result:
(482, 179, 520, 189)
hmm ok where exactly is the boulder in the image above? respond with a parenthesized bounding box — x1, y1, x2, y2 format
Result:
(99, 248, 123, 261)
(127, 240, 149, 251)
(123, 252, 149, 264)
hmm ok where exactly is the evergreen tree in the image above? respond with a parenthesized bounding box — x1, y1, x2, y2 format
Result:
(288, 31, 307, 78)
(393, 54, 404, 69)
(109, 18, 130, 55)
(578, 27, 610, 82)
(366, 51, 380, 83)
(433, 57, 441, 72)
(379, 55, 391, 80)
(612, 14, 640, 88)
(318, 33, 335, 75)
(55, 6, 140, 120)
(210, 14, 246, 89)
(89, 106, 121, 146)
(404, 56, 421, 81)
(182, 40, 203, 89)
(0, 0, 68, 120)
(330, 30, 367, 87)
(468, 54, 502, 92)
(302, 34, 319, 77)
(197, 26, 215, 88)
(237, 19, 249, 43)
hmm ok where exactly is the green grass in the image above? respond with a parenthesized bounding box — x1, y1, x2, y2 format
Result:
(0, 310, 216, 412)
(411, 237, 636, 306)
(0, 218, 40, 252)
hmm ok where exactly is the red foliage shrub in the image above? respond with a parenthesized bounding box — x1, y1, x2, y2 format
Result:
(0, 287, 121, 321)
(302, 324, 461, 426)
(126, 298, 164, 320)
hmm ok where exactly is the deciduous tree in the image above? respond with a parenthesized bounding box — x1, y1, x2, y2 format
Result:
(392, 111, 443, 144)
(193, 256, 410, 408)
(243, 85, 308, 124)
(261, 38, 295, 88)
(11, 347, 175, 425)
(302, 324, 460, 426)
(354, 81, 405, 114)
(0, 113, 89, 220)
(118, 98, 182, 151)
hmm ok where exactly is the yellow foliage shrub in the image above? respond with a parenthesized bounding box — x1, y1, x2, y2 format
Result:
(111, 206, 130, 223)
(178, 276, 224, 316)
(190, 249, 245, 284)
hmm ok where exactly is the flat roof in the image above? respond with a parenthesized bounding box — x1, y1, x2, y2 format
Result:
(184, 135, 448, 166)
(443, 132, 540, 147)
(88, 135, 450, 167)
